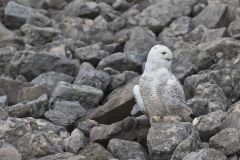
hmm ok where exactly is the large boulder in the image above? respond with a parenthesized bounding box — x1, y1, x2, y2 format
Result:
(85, 77, 139, 124)
(108, 139, 150, 160)
(49, 81, 103, 109)
(9, 50, 78, 81)
(0, 79, 46, 105)
(147, 122, 190, 160)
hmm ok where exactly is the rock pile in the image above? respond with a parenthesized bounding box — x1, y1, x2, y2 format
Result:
(0, 0, 240, 159)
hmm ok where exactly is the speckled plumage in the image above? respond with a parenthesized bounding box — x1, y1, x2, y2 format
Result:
(132, 45, 192, 122)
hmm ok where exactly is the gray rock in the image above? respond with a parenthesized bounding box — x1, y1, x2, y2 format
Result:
(0, 23, 23, 49)
(221, 100, 240, 132)
(209, 128, 240, 155)
(147, 122, 190, 160)
(109, 71, 139, 91)
(74, 43, 109, 66)
(113, 0, 130, 11)
(97, 52, 143, 73)
(0, 142, 22, 160)
(183, 148, 227, 160)
(109, 17, 126, 32)
(21, 24, 60, 46)
(108, 139, 150, 160)
(184, 25, 226, 45)
(187, 82, 230, 116)
(192, 2, 227, 28)
(172, 42, 210, 81)
(228, 155, 238, 160)
(1, 118, 62, 159)
(184, 69, 240, 102)
(79, 143, 114, 160)
(76, 119, 99, 136)
(74, 62, 110, 92)
(228, 13, 240, 39)
(171, 130, 200, 160)
(63, 129, 87, 153)
(85, 77, 139, 124)
(194, 110, 227, 142)
(26, 12, 55, 27)
(6, 0, 46, 8)
(45, 0, 66, 9)
(90, 116, 150, 144)
(44, 101, 86, 127)
(4, 1, 40, 29)
(158, 16, 192, 49)
(0, 95, 7, 107)
(210, 54, 240, 70)
(0, 79, 46, 105)
(9, 50, 78, 81)
(31, 152, 85, 160)
(0, 108, 8, 120)
(124, 27, 156, 58)
(0, 46, 17, 76)
(50, 82, 103, 109)
(135, 0, 196, 33)
(65, 0, 100, 19)
(7, 94, 48, 118)
(31, 71, 74, 95)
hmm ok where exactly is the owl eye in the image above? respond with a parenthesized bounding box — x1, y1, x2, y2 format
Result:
(162, 52, 166, 55)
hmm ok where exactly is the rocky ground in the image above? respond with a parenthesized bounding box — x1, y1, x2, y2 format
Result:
(0, 0, 240, 159)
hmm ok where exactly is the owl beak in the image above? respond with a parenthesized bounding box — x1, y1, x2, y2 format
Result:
(166, 58, 171, 61)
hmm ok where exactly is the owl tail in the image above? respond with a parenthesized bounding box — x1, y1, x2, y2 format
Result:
(131, 103, 141, 115)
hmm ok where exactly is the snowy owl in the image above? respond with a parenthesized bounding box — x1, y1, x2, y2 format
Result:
(131, 44, 193, 123)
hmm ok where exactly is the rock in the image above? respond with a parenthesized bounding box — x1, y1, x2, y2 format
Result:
(6, 0, 46, 8)
(184, 25, 226, 45)
(0, 79, 46, 105)
(172, 42, 209, 81)
(90, 116, 150, 145)
(113, 0, 131, 11)
(31, 152, 85, 160)
(26, 12, 55, 27)
(192, 2, 227, 28)
(45, 0, 66, 9)
(228, 155, 238, 160)
(221, 100, 240, 132)
(108, 138, 150, 160)
(21, 24, 60, 46)
(9, 50, 78, 81)
(44, 101, 86, 127)
(65, 0, 100, 19)
(1, 118, 62, 159)
(76, 119, 98, 136)
(0, 95, 7, 107)
(0, 23, 23, 49)
(0, 46, 17, 76)
(158, 16, 192, 49)
(228, 10, 240, 39)
(109, 17, 126, 32)
(74, 43, 109, 66)
(7, 94, 48, 118)
(135, 0, 196, 33)
(124, 27, 156, 58)
(210, 54, 240, 70)
(97, 52, 143, 73)
(171, 132, 200, 160)
(31, 71, 73, 95)
(85, 77, 139, 124)
(63, 129, 87, 153)
(79, 143, 114, 160)
(209, 128, 240, 155)
(183, 148, 227, 160)
(184, 69, 240, 102)
(74, 62, 110, 92)
(4, 1, 41, 29)
(147, 122, 190, 160)
(109, 71, 139, 91)
(0, 108, 8, 120)
(50, 82, 103, 109)
(187, 82, 230, 116)
(0, 142, 22, 160)
(194, 110, 227, 141)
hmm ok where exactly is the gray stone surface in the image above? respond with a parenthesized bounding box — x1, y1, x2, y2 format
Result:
(50, 81, 103, 109)
(147, 122, 190, 160)
(108, 138, 150, 160)
(183, 148, 227, 160)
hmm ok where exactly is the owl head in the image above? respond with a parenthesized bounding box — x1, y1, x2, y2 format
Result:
(145, 44, 173, 72)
